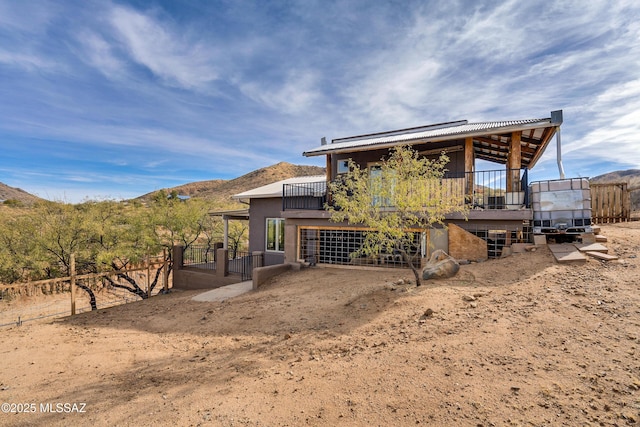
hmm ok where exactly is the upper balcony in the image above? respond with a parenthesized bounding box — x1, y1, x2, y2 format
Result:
(282, 168, 530, 212)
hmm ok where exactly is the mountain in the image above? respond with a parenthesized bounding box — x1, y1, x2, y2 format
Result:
(138, 162, 325, 207)
(590, 169, 640, 187)
(0, 182, 42, 206)
(590, 169, 640, 210)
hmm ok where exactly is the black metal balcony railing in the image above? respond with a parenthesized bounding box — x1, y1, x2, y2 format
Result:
(183, 245, 217, 270)
(283, 168, 529, 211)
(282, 181, 328, 210)
(182, 247, 263, 280)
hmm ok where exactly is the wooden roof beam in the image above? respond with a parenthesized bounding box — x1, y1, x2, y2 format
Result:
(527, 126, 558, 168)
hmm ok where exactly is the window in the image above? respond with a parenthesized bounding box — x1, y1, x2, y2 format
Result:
(337, 159, 351, 174)
(369, 163, 394, 207)
(266, 218, 285, 252)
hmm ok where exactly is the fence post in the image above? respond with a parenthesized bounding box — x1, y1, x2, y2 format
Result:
(162, 248, 169, 293)
(70, 253, 76, 316)
(146, 255, 151, 298)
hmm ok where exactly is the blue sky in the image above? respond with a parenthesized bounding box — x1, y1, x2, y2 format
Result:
(1, 0, 639, 203)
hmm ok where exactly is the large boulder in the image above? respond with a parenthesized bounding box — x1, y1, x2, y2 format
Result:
(422, 249, 460, 280)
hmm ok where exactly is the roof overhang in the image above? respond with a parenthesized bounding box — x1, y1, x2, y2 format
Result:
(209, 208, 250, 220)
(304, 111, 562, 169)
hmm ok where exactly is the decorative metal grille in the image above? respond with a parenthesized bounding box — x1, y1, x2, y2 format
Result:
(299, 228, 421, 268)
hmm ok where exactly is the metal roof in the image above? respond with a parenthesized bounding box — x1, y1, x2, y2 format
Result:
(232, 175, 326, 201)
(303, 112, 562, 169)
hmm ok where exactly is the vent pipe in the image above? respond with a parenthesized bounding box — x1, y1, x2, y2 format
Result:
(321, 137, 327, 146)
(550, 110, 565, 180)
(556, 127, 565, 180)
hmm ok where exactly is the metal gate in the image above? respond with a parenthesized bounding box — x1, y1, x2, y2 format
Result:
(228, 252, 263, 281)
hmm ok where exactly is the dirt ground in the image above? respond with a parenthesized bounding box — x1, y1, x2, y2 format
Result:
(1, 223, 639, 427)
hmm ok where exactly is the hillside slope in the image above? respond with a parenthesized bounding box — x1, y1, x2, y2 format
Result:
(0, 182, 42, 205)
(138, 162, 325, 207)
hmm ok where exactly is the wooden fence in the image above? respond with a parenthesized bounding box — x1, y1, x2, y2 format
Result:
(590, 183, 631, 224)
(0, 255, 171, 327)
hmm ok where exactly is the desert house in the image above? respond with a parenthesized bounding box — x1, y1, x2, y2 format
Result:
(231, 110, 587, 269)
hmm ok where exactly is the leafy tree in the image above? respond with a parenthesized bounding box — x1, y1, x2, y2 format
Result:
(199, 214, 224, 249)
(29, 201, 93, 277)
(327, 145, 468, 286)
(147, 195, 212, 250)
(227, 220, 248, 259)
(100, 196, 216, 300)
(82, 200, 158, 303)
(0, 193, 224, 305)
(0, 209, 39, 283)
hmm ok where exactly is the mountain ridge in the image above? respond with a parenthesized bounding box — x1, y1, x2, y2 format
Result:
(137, 162, 325, 207)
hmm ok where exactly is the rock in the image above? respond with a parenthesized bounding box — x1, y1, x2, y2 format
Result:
(462, 295, 476, 302)
(422, 250, 460, 280)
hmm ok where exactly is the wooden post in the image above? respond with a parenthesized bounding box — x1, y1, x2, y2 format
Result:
(146, 255, 151, 298)
(464, 137, 474, 201)
(162, 248, 169, 293)
(326, 154, 332, 205)
(70, 253, 76, 316)
(507, 131, 522, 192)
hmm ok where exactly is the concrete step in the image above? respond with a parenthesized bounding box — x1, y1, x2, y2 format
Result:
(585, 251, 619, 261)
(548, 244, 587, 263)
(575, 243, 609, 253)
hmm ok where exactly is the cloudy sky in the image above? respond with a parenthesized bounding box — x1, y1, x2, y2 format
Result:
(1, 0, 639, 202)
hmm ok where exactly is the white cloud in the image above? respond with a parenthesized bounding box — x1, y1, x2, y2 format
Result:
(238, 70, 323, 115)
(109, 5, 219, 90)
(0, 50, 58, 72)
(595, 79, 640, 104)
(77, 31, 127, 79)
(0, 1, 58, 34)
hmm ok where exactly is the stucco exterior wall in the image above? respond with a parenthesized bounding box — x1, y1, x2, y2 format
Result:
(249, 197, 285, 266)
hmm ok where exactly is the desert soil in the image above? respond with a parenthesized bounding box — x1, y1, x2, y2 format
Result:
(1, 223, 639, 427)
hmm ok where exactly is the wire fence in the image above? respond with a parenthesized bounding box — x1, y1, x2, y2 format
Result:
(0, 259, 172, 328)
